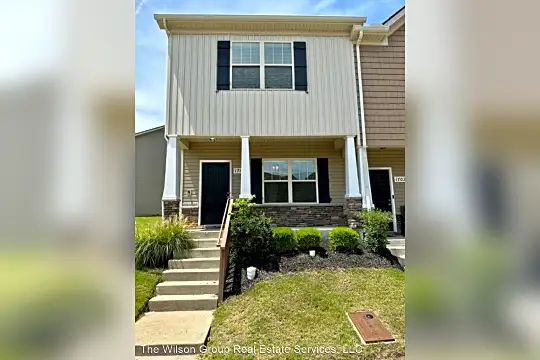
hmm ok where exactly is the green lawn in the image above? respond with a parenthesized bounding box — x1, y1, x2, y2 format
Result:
(135, 216, 163, 319)
(135, 269, 162, 319)
(202, 268, 404, 360)
(135, 216, 161, 229)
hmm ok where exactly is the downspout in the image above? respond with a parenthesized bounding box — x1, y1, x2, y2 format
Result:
(353, 37, 364, 207)
(355, 36, 373, 209)
(356, 42, 368, 152)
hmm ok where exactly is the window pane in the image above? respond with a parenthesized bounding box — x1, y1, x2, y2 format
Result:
(263, 160, 288, 180)
(292, 182, 317, 203)
(232, 66, 260, 89)
(264, 43, 292, 64)
(265, 183, 289, 203)
(265, 67, 292, 89)
(292, 160, 316, 180)
(232, 42, 260, 64)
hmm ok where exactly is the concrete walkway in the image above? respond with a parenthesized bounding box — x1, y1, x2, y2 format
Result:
(136, 230, 221, 358)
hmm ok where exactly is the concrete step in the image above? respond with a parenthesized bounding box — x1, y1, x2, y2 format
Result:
(148, 294, 218, 311)
(168, 257, 220, 269)
(398, 255, 405, 267)
(193, 238, 219, 248)
(387, 245, 405, 258)
(189, 247, 220, 258)
(388, 238, 405, 247)
(156, 281, 219, 295)
(135, 311, 213, 358)
(163, 268, 219, 282)
(188, 230, 220, 239)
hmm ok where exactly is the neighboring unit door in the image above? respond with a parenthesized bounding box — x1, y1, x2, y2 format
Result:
(200, 162, 230, 225)
(369, 169, 394, 232)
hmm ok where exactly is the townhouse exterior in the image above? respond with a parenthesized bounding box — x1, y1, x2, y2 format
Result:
(154, 7, 405, 231)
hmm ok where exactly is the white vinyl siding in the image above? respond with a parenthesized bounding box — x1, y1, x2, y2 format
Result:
(167, 35, 358, 137)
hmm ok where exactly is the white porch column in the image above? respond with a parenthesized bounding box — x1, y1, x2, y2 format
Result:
(344, 135, 361, 198)
(162, 136, 180, 201)
(239, 136, 251, 198)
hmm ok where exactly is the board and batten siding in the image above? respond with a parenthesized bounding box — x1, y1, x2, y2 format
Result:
(367, 148, 405, 214)
(181, 139, 346, 208)
(167, 35, 359, 137)
(357, 25, 405, 147)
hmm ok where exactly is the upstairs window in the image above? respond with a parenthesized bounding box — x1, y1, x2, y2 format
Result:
(231, 42, 260, 89)
(230, 42, 294, 90)
(263, 43, 293, 89)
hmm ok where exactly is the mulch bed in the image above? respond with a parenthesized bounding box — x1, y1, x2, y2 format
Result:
(233, 248, 402, 294)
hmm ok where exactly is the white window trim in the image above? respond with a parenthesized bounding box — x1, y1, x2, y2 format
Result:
(230, 41, 295, 90)
(262, 158, 319, 205)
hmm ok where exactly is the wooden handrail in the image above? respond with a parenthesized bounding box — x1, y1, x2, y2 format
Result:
(217, 197, 233, 248)
(217, 197, 233, 302)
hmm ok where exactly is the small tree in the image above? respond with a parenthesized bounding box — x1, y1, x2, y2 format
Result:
(358, 209, 393, 253)
(229, 196, 273, 268)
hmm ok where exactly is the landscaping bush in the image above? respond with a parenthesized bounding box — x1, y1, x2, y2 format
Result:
(272, 227, 297, 254)
(329, 227, 360, 252)
(358, 209, 393, 252)
(230, 197, 273, 268)
(135, 217, 194, 269)
(295, 228, 322, 251)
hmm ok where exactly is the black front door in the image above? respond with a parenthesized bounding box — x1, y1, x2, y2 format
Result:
(369, 169, 394, 231)
(200, 162, 230, 225)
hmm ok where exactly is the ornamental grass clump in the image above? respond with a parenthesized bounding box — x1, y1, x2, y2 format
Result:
(135, 216, 194, 269)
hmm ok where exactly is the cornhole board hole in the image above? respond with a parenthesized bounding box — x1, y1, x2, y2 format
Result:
(347, 311, 395, 344)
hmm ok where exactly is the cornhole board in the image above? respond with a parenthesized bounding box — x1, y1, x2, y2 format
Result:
(347, 311, 395, 344)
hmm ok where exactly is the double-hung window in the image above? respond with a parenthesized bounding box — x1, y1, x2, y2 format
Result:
(231, 42, 294, 89)
(231, 42, 261, 89)
(263, 159, 318, 204)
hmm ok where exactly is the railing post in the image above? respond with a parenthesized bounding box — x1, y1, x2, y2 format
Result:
(217, 197, 233, 303)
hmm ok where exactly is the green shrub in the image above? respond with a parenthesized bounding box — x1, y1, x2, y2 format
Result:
(230, 197, 273, 268)
(329, 227, 359, 252)
(295, 228, 322, 251)
(358, 209, 393, 252)
(272, 227, 297, 253)
(135, 217, 194, 269)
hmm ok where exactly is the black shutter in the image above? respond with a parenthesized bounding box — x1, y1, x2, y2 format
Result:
(293, 41, 307, 92)
(250, 158, 262, 204)
(217, 41, 230, 91)
(317, 158, 331, 203)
